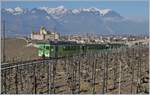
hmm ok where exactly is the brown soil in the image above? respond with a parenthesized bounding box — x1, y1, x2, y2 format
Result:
(1, 38, 39, 62)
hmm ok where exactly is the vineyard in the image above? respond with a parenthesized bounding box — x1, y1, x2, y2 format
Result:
(1, 46, 149, 94)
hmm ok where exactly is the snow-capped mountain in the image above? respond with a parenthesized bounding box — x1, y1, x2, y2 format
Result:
(39, 6, 68, 15)
(2, 6, 123, 19)
(2, 7, 28, 15)
(1, 6, 148, 36)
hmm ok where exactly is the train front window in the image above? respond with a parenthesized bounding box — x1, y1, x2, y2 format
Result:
(46, 46, 49, 50)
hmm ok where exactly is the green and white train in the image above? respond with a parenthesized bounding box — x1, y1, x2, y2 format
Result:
(35, 41, 127, 58)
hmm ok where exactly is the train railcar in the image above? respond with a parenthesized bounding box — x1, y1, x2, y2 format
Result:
(36, 41, 82, 58)
(36, 41, 128, 58)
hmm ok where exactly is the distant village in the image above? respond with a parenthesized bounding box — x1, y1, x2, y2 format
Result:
(31, 26, 59, 41)
(31, 26, 149, 46)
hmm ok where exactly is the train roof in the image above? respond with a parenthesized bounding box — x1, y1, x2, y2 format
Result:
(35, 40, 127, 46)
(36, 40, 79, 45)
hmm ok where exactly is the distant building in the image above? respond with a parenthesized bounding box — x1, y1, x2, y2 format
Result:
(31, 26, 59, 40)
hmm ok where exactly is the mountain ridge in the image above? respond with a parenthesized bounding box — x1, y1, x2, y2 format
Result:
(1, 6, 148, 36)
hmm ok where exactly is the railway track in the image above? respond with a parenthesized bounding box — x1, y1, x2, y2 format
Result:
(1, 55, 77, 69)
(1, 59, 46, 69)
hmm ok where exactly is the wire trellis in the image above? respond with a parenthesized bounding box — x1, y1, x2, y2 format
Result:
(1, 46, 149, 94)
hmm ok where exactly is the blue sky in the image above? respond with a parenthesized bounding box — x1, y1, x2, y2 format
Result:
(1, 1, 149, 20)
